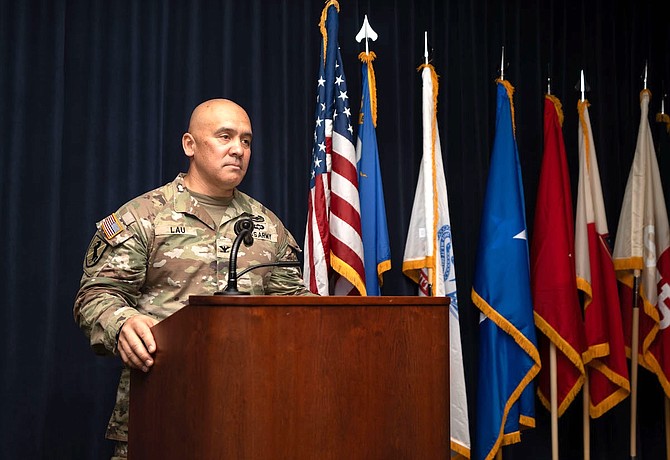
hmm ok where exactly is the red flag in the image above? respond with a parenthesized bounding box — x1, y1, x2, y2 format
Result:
(575, 99, 630, 417)
(614, 89, 670, 397)
(531, 94, 586, 416)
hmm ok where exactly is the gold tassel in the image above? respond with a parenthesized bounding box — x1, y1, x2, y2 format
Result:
(577, 100, 592, 171)
(358, 52, 378, 127)
(656, 112, 670, 134)
(416, 63, 440, 292)
(319, 1, 340, 65)
(496, 79, 516, 135)
(545, 94, 564, 127)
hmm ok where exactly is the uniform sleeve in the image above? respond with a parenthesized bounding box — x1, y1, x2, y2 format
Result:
(265, 226, 317, 296)
(73, 210, 150, 355)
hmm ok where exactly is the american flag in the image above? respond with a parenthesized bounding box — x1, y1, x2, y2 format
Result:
(303, 0, 365, 296)
(101, 213, 123, 239)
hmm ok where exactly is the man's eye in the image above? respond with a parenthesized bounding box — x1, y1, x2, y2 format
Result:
(242, 139, 251, 147)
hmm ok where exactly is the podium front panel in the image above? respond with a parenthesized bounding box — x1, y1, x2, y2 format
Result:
(130, 296, 450, 459)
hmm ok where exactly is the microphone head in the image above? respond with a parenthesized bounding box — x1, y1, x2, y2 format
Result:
(234, 217, 253, 233)
(234, 218, 254, 246)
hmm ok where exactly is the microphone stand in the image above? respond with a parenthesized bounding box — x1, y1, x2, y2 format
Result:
(215, 217, 303, 295)
(217, 218, 254, 295)
(236, 260, 301, 278)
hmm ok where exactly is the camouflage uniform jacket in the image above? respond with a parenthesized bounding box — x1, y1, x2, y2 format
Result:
(74, 173, 313, 442)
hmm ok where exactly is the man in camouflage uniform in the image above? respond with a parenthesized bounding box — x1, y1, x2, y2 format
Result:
(74, 99, 314, 459)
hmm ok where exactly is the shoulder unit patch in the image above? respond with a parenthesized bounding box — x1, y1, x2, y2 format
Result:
(85, 235, 109, 267)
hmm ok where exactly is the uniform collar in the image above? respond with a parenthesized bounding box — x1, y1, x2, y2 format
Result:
(172, 173, 253, 229)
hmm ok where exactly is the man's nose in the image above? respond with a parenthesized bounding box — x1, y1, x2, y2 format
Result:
(229, 138, 243, 157)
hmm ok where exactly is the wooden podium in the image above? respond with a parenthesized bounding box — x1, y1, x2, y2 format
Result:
(129, 295, 450, 459)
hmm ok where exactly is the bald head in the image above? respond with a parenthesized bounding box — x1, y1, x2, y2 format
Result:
(188, 99, 251, 134)
(181, 98, 253, 197)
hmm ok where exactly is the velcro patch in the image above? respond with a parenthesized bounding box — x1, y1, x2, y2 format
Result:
(85, 235, 109, 268)
(101, 213, 124, 240)
(252, 229, 278, 242)
(155, 225, 197, 236)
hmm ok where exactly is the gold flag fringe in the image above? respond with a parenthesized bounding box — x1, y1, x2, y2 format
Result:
(640, 88, 652, 101)
(319, 0, 340, 65)
(577, 100, 592, 172)
(545, 94, 564, 127)
(358, 51, 378, 127)
(417, 63, 440, 292)
(471, 289, 541, 459)
(496, 79, 516, 135)
(534, 312, 586, 416)
(657, 112, 670, 133)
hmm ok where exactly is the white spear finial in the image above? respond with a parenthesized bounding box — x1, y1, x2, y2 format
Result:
(662, 81, 666, 115)
(500, 46, 505, 81)
(575, 69, 591, 101)
(643, 60, 648, 90)
(355, 14, 378, 55)
(424, 31, 428, 65)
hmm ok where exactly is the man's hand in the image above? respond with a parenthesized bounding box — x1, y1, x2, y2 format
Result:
(117, 315, 158, 372)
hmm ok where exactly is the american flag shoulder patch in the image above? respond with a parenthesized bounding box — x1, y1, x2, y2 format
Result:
(101, 213, 124, 240)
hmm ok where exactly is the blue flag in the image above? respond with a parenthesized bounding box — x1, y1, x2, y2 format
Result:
(471, 80, 540, 460)
(356, 52, 391, 295)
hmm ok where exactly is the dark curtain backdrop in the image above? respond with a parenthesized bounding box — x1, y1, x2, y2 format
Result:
(2, 0, 669, 458)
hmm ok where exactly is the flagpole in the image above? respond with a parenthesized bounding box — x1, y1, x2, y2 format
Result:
(549, 343, 559, 459)
(665, 131, 670, 459)
(428, 35, 435, 298)
(545, 71, 560, 460)
(578, 69, 591, 460)
(494, 46, 505, 460)
(583, 373, 590, 460)
(422, 31, 433, 296)
(630, 269, 641, 460)
(628, 64, 648, 460)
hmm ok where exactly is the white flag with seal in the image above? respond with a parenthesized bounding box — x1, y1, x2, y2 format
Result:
(402, 63, 470, 458)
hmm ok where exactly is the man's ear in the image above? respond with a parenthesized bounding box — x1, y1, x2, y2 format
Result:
(182, 133, 195, 158)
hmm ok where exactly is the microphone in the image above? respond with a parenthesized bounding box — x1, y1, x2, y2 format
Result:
(217, 217, 255, 295)
(215, 217, 302, 295)
(235, 218, 254, 246)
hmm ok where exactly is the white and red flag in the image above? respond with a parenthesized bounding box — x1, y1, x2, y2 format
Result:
(575, 99, 630, 417)
(613, 89, 670, 397)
